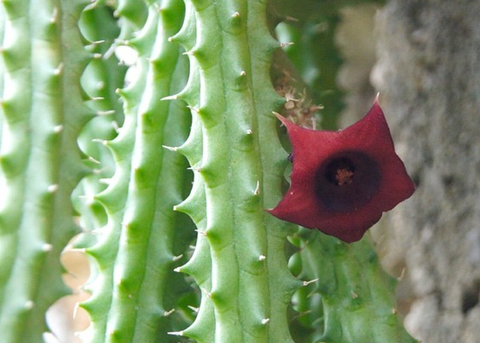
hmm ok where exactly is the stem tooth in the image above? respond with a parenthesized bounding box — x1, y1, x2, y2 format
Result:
(161, 94, 178, 101)
(162, 145, 177, 152)
(96, 110, 115, 116)
(42, 243, 53, 252)
(163, 309, 175, 317)
(53, 62, 64, 75)
(253, 181, 260, 195)
(24, 301, 34, 310)
(167, 331, 184, 336)
(50, 7, 59, 23)
(53, 125, 63, 133)
(280, 42, 295, 48)
(302, 278, 319, 287)
(172, 254, 183, 261)
(188, 305, 199, 313)
(47, 184, 59, 193)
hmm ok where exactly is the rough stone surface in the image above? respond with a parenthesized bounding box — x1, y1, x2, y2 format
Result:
(372, 1, 480, 342)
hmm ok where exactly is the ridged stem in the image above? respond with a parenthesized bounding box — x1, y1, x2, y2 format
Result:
(172, 0, 300, 341)
(169, 3, 215, 341)
(80, 1, 195, 342)
(75, 2, 127, 243)
(293, 230, 418, 343)
(0, 0, 90, 341)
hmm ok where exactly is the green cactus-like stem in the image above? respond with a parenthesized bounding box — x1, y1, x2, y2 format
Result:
(80, 4, 126, 120)
(75, 2, 127, 240)
(171, 0, 300, 342)
(171, 3, 215, 342)
(0, 0, 90, 342)
(293, 230, 417, 343)
(0, 8, 4, 117)
(80, 1, 195, 342)
(175, 116, 215, 343)
(0, 8, 4, 147)
(115, 0, 148, 34)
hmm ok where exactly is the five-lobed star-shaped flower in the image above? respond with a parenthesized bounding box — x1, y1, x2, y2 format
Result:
(268, 99, 415, 243)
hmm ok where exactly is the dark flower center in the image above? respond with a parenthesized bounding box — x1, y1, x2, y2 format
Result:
(315, 152, 381, 213)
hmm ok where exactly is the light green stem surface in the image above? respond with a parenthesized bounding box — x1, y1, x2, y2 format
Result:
(0, 0, 90, 341)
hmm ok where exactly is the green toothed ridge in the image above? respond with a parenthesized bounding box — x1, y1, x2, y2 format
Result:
(293, 230, 418, 343)
(171, 0, 300, 341)
(175, 115, 215, 343)
(0, 5, 4, 146)
(0, 0, 91, 342)
(169, 2, 215, 342)
(115, 0, 148, 33)
(80, 1, 196, 342)
(74, 2, 127, 243)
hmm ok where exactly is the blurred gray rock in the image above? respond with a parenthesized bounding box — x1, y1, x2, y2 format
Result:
(373, 1, 480, 342)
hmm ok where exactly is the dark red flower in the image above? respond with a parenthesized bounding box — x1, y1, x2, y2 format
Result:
(268, 99, 415, 243)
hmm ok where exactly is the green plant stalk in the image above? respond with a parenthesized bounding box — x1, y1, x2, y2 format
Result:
(171, 0, 300, 342)
(80, 1, 195, 342)
(81, 3, 126, 120)
(75, 2, 127, 241)
(171, 2, 215, 342)
(0, 8, 4, 145)
(175, 115, 215, 343)
(115, 0, 148, 34)
(292, 230, 417, 343)
(0, 0, 90, 342)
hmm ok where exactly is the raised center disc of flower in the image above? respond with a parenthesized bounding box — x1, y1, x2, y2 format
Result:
(335, 169, 354, 185)
(325, 158, 355, 186)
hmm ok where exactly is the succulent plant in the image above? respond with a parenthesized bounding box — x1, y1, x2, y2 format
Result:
(0, 1, 418, 342)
